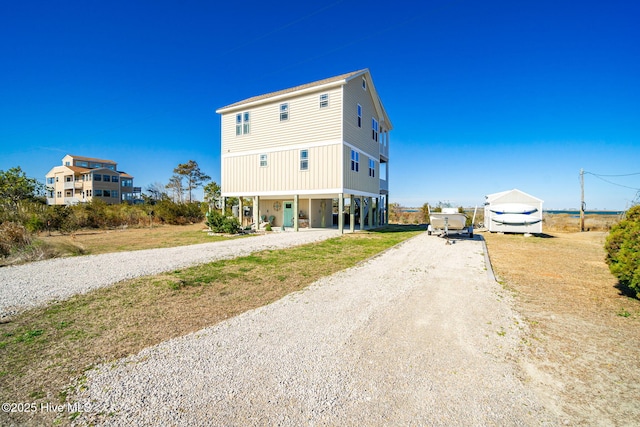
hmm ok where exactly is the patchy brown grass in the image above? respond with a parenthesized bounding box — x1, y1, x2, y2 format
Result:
(37, 222, 224, 255)
(543, 213, 621, 232)
(482, 230, 640, 425)
(0, 226, 421, 426)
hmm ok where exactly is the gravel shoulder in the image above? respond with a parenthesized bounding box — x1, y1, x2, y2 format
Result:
(69, 232, 557, 426)
(0, 229, 341, 319)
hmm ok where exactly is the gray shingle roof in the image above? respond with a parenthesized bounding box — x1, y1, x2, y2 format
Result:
(217, 69, 368, 111)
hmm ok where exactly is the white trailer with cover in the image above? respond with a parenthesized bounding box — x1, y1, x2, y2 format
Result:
(484, 189, 543, 234)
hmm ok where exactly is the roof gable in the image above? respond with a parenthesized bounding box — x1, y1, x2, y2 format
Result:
(216, 69, 367, 112)
(485, 188, 544, 204)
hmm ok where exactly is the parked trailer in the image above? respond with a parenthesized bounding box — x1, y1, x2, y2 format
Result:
(427, 206, 476, 238)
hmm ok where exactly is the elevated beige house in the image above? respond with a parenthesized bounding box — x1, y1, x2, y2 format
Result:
(215, 69, 392, 233)
(45, 155, 135, 205)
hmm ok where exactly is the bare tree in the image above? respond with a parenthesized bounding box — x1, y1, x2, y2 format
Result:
(145, 182, 167, 201)
(166, 175, 184, 203)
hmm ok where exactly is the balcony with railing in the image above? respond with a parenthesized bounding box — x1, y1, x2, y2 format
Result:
(379, 130, 389, 161)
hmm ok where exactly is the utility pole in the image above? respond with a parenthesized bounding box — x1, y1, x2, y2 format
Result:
(580, 168, 585, 232)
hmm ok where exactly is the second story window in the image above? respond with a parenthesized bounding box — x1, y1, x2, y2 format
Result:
(260, 154, 268, 167)
(300, 150, 309, 171)
(372, 118, 379, 141)
(357, 104, 362, 128)
(280, 103, 289, 121)
(351, 150, 359, 172)
(319, 93, 328, 108)
(93, 174, 102, 181)
(243, 112, 250, 134)
(236, 112, 251, 135)
(362, 77, 367, 90)
(369, 159, 375, 177)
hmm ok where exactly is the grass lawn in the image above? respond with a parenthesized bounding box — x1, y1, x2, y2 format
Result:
(0, 225, 422, 426)
(482, 230, 640, 425)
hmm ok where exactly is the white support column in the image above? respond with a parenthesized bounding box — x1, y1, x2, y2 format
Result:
(349, 195, 355, 233)
(359, 196, 365, 231)
(294, 194, 299, 232)
(238, 197, 243, 228)
(368, 197, 373, 229)
(338, 194, 344, 234)
(253, 196, 259, 230)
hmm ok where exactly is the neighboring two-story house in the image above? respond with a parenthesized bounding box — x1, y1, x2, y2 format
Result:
(215, 69, 391, 233)
(45, 155, 135, 205)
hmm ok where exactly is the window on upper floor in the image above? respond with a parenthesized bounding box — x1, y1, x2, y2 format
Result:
(357, 104, 362, 128)
(103, 175, 111, 182)
(319, 93, 328, 108)
(351, 150, 359, 172)
(243, 112, 250, 134)
(260, 154, 268, 167)
(362, 77, 367, 90)
(93, 174, 102, 181)
(46, 177, 55, 185)
(372, 118, 379, 141)
(64, 161, 70, 166)
(235, 112, 251, 135)
(76, 161, 88, 167)
(280, 103, 289, 121)
(236, 114, 242, 136)
(369, 159, 375, 177)
(90, 162, 101, 168)
(95, 189, 103, 197)
(112, 176, 119, 183)
(300, 150, 309, 171)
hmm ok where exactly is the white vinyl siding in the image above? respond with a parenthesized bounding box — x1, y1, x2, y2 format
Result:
(342, 145, 378, 193)
(222, 143, 341, 194)
(221, 87, 342, 154)
(342, 78, 379, 156)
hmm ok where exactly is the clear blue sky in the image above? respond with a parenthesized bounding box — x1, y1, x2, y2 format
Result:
(1, 0, 639, 210)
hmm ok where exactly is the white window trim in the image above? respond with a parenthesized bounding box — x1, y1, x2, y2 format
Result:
(357, 104, 362, 128)
(319, 93, 329, 108)
(351, 149, 360, 172)
(260, 154, 268, 167)
(280, 103, 289, 121)
(300, 149, 309, 171)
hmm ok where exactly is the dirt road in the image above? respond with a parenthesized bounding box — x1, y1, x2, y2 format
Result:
(71, 232, 557, 426)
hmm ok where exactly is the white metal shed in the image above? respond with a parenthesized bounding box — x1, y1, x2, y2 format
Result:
(484, 189, 543, 233)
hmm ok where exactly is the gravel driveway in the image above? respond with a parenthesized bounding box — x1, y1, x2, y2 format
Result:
(69, 232, 557, 426)
(0, 229, 340, 319)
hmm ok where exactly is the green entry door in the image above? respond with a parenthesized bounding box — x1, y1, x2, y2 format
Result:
(283, 201, 294, 227)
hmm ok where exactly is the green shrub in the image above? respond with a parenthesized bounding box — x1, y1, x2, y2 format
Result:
(206, 210, 241, 234)
(605, 205, 640, 297)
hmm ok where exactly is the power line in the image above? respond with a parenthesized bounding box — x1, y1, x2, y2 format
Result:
(587, 171, 640, 177)
(584, 171, 640, 191)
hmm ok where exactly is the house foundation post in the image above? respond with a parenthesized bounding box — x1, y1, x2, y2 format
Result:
(359, 196, 365, 231)
(253, 196, 259, 230)
(373, 197, 379, 227)
(385, 195, 389, 225)
(368, 197, 373, 229)
(294, 194, 299, 232)
(238, 197, 243, 228)
(349, 195, 355, 233)
(338, 194, 344, 234)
